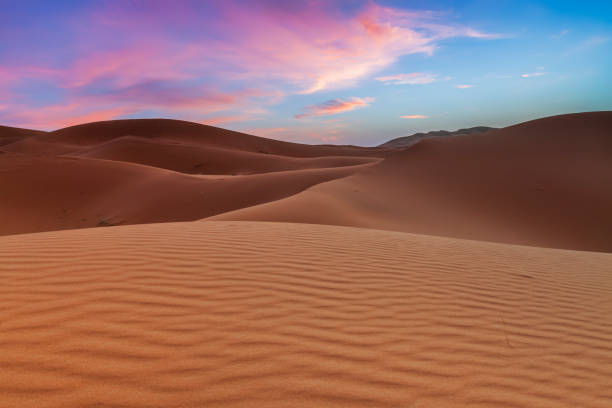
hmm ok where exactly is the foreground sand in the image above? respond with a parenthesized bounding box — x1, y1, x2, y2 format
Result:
(1, 221, 611, 408)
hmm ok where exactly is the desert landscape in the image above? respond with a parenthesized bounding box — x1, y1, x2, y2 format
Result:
(1, 1, 611, 407)
(1, 112, 611, 408)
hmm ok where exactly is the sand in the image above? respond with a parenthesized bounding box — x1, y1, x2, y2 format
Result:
(213, 112, 612, 252)
(0, 154, 372, 235)
(1, 112, 611, 407)
(1, 220, 611, 408)
(0, 124, 45, 147)
(0, 119, 383, 235)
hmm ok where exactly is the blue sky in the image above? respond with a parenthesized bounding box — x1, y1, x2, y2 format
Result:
(0, 0, 610, 145)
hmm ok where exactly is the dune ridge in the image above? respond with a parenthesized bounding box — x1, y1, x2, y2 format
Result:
(1, 221, 611, 408)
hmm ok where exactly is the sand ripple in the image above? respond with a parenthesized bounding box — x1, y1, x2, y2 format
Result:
(1, 221, 611, 407)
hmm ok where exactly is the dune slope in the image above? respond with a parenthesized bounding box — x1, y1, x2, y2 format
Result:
(70, 135, 378, 175)
(213, 112, 612, 252)
(1, 221, 611, 408)
(0, 118, 386, 235)
(0, 154, 370, 235)
(0, 125, 46, 147)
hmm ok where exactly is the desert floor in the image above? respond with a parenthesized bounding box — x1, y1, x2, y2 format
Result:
(1, 112, 611, 407)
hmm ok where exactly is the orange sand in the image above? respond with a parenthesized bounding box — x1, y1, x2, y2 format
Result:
(1, 221, 611, 408)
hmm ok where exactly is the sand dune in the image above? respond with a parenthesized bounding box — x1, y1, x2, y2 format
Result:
(0, 154, 371, 235)
(1, 112, 610, 250)
(70, 135, 378, 175)
(0, 119, 386, 235)
(2, 119, 387, 159)
(1, 220, 611, 408)
(213, 112, 612, 252)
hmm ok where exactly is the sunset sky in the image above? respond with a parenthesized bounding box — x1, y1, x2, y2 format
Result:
(1, 0, 610, 145)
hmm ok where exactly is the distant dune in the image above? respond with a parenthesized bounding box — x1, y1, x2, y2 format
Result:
(2, 119, 387, 158)
(1, 221, 611, 408)
(214, 112, 612, 252)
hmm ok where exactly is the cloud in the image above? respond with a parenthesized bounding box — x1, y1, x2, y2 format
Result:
(0, 83, 261, 129)
(400, 115, 428, 119)
(521, 72, 547, 78)
(295, 97, 374, 119)
(0, 1, 501, 129)
(375, 72, 438, 85)
(0, 104, 133, 130)
(199, 114, 252, 126)
(551, 29, 570, 39)
(455, 84, 473, 89)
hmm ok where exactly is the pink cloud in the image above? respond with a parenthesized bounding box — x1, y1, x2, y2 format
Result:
(455, 84, 473, 89)
(401, 115, 428, 119)
(61, 1, 497, 94)
(199, 114, 252, 126)
(375, 72, 438, 85)
(1, 104, 132, 130)
(295, 97, 374, 119)
(0, 85, 260, 130)
(0, 1, 500, 129)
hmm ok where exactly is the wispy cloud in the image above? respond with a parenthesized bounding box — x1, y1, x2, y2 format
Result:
(400, 115, 428, 119)
(295, 97, 374, 119)
(563, 36, 609, 56)
(551, 29, 570, 39)
(375, 72, 438, 85)
(521, 72, 547, 78)
(455, 84, 473, 89)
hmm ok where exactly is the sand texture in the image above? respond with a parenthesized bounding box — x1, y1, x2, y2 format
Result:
(1, 220, 611, 408)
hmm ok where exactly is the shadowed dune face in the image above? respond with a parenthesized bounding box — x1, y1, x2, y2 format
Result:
(0, 125, 46, 147)
(0, 154, 372, 235)
(1, 221, 611, 408)
(213, 112, 612, 252)
(70, 135, 379, 175)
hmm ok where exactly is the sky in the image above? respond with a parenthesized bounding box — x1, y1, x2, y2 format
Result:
(0, 0, 610, 145)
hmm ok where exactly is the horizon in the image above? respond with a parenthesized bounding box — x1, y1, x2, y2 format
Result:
(1, 0, 611, 145)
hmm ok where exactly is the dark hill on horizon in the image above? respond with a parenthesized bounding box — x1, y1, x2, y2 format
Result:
(380, 126, 496, 148)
